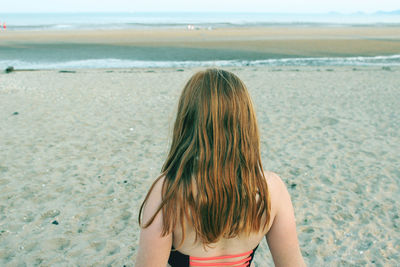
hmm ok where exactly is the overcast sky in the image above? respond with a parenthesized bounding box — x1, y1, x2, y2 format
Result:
(0, 0, 399, 13)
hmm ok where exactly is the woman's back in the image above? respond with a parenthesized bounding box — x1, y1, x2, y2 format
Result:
(171, 172, 279, 256)
(135, 69, 305, 267)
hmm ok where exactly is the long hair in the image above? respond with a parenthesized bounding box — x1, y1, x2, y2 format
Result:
(139, 68, 270, 247)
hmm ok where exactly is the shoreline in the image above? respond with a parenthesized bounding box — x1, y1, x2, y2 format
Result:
(2, 64, 399, 70)
(1, 65, 399, 74)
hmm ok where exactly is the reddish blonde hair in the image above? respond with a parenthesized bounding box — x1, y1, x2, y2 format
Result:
(139, 68, 270, 247)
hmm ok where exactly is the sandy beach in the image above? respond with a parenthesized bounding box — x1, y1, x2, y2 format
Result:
(0, 65, 399, 266)
(1, 27, 400, 60)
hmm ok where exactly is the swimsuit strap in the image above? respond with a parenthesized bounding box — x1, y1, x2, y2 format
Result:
(190, 249, 253, 260)
(168, 245, 259, 267)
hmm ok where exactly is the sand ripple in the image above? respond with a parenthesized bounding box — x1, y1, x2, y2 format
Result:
(0, 67, 399, 266)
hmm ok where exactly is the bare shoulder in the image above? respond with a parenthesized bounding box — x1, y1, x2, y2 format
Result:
(141, 175, 166, 225)
(149, 175, 166, 198)
(264, 171, 286, 196)
(262, 171, 285, 231)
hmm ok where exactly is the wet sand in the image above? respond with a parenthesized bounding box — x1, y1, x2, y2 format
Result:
(0, 66, 399, 266)
(1, 27, 400, 57)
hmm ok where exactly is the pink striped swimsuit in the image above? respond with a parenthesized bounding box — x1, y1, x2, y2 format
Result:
(168, 245, 259, 267)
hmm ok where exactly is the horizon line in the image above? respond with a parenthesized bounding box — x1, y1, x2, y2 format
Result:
(0, 10, 399, 15)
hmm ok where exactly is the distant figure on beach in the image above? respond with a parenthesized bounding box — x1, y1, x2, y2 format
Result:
(136, 69, 305, 267)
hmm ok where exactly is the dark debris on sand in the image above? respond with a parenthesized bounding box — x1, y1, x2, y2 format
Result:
(5, 66, 14, 73)
(59, 70, 76, 73)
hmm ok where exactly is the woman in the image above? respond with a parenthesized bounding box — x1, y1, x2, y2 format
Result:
(136, 69, 305, 267)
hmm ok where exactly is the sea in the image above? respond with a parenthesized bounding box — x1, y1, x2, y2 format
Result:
(0, 12, 400, 69)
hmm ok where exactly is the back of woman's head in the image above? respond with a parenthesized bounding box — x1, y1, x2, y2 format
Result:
(139, 68, 270, 246)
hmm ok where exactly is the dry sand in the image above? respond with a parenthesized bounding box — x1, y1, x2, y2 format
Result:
(0, 66, 399, 266)
(1, 27, 400, 57)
